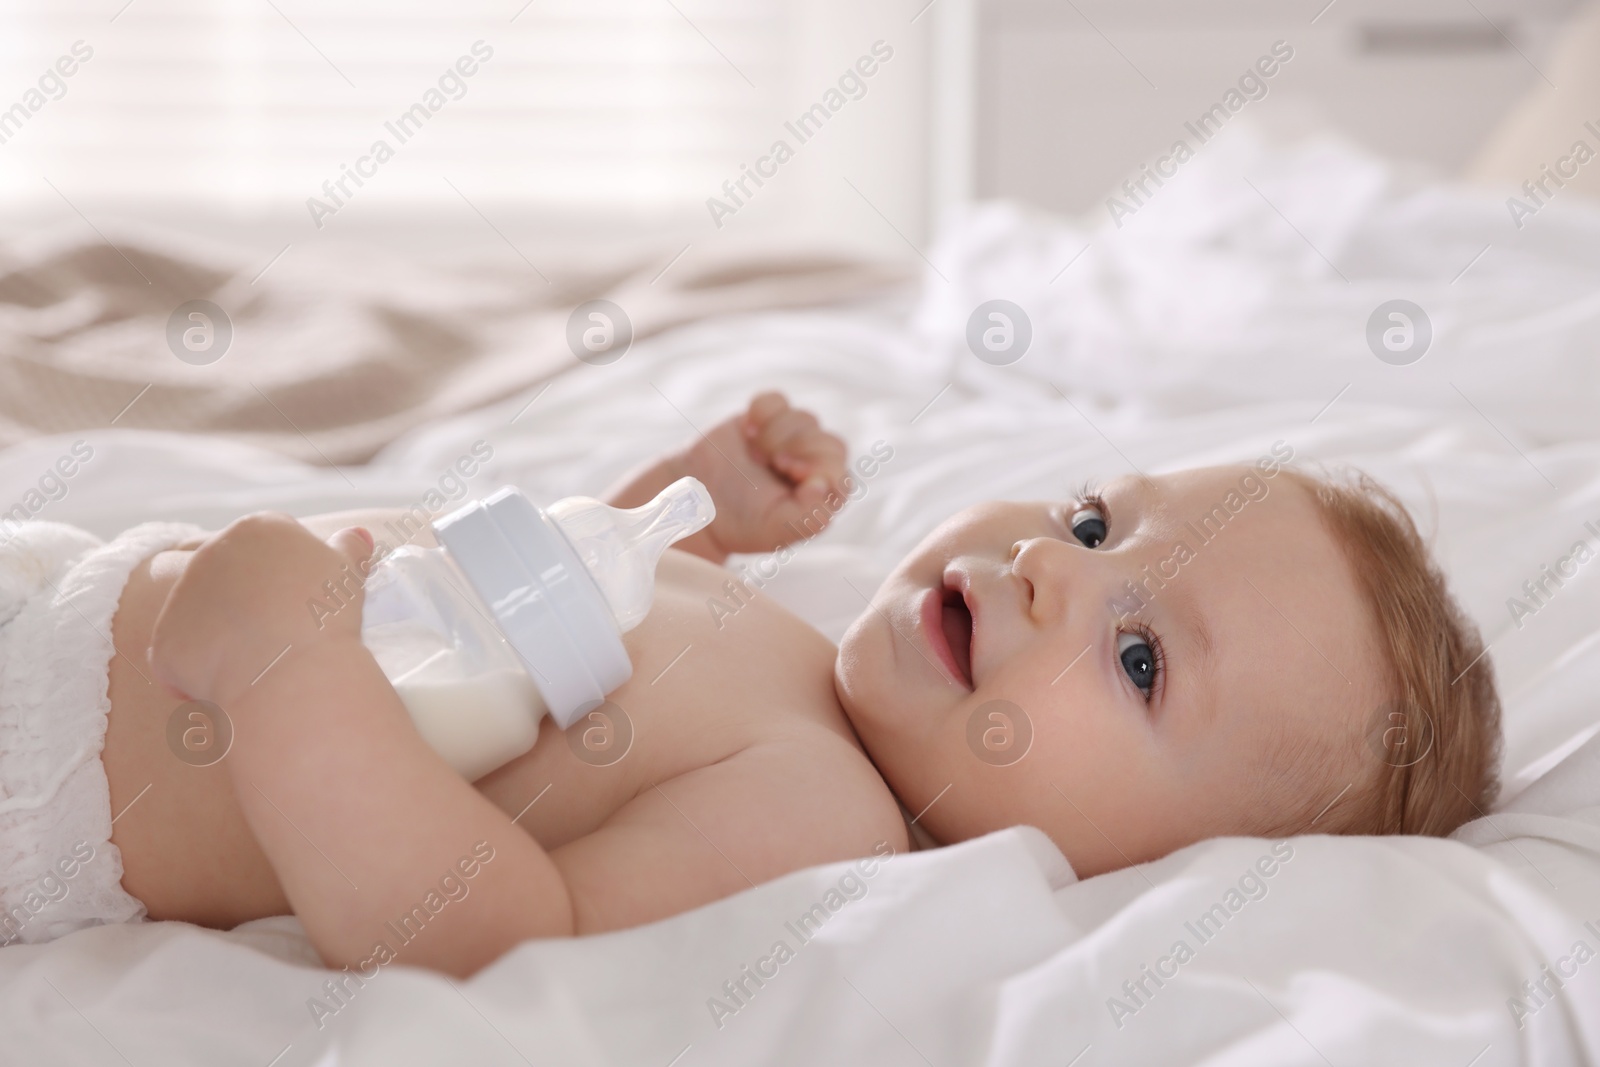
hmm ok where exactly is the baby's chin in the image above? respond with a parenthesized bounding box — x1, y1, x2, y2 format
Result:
(832, 619, 910, 749)
(834, 643, 948, 805)
(831, 614, 875, 725)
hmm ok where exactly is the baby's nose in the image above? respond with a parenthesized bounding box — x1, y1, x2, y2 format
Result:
(1011, 536, 1078, 622)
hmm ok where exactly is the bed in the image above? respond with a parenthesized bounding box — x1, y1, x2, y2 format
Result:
(2, 125, 1598, 1066)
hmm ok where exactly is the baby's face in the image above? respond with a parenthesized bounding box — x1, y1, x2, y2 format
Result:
(834, 463, 1386, 876)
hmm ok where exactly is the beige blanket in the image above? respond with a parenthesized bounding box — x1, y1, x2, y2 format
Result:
(0, 227, 911, 465)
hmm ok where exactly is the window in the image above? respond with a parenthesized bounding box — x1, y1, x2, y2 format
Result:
(0, 0, 795, 217)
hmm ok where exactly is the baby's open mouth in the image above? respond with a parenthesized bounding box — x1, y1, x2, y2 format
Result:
(940, 587, 974, 687)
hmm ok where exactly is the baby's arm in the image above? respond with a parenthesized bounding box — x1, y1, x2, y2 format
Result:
(147, 515, 571, 976)
(605, 391, 850, 564)
(145, 513, 890, 975)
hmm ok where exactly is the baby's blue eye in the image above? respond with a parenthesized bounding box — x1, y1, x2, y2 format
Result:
(1070, 505, 1106, 548)
(1117, 631, 1156, 692)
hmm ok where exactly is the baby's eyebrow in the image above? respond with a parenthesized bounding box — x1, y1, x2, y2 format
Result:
(1128, 473, 1162, 496)
(1170, 580, 1219, 713)
(1106, 473, 1165, 521)
(1105, 475, 1218, 710)
(1103, 471, 1160, 498)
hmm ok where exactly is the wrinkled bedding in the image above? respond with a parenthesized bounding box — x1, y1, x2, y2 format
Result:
(0, 228, 909, 465)
(1, 128, 1598, 1066)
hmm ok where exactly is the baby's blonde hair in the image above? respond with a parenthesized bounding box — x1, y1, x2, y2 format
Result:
(1261, 467, 1501, 838)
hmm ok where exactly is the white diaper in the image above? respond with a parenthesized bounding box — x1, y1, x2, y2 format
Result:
(0, 519, 207, 946)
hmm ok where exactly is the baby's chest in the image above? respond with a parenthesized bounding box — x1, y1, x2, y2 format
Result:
(476, 551, 851, 844)
(613, 554, 848, 754)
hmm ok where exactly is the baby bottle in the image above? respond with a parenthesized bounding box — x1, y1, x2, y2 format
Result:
(358, 477, 715, 781)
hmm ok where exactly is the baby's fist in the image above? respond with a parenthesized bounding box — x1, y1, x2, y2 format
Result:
(680, 391, 850, 556)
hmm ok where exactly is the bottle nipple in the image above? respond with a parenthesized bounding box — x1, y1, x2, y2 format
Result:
(545, 476, 715, 632)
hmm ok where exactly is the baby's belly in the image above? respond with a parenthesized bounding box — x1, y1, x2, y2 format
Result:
(103, 509, 855, 927)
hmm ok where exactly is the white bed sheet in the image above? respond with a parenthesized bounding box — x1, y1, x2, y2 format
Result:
(2, 128, 1599, 1066)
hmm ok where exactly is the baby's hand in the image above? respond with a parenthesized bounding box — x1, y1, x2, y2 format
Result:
(147, 513, 377, 707)
(680, 391, 849, 556)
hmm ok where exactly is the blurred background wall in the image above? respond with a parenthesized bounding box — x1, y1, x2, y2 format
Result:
(0, 0, 1587, 260)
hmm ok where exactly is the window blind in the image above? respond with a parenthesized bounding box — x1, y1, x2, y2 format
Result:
(0, 0, 792, 214)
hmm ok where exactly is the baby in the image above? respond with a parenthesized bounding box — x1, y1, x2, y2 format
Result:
(0, 393, 1500, 978)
